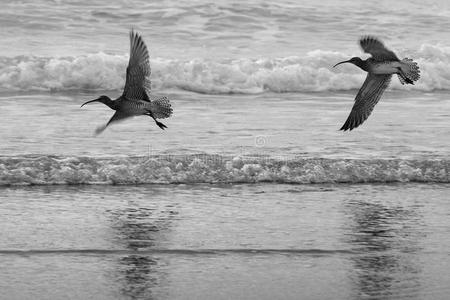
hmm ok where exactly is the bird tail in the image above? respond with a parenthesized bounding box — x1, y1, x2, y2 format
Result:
(149, 96, 173, 119)
(398, 58, 420, 85)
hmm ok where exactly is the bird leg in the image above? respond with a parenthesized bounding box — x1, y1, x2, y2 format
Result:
(146, 111, 167, 130)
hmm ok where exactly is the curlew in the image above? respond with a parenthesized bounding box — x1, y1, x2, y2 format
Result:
(334, 36, 420, 131)
(81, 30, 172, 135)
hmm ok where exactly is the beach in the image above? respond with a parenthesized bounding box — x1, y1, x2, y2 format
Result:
(1, 183, 450, 299)
(1, 0, 449, 299)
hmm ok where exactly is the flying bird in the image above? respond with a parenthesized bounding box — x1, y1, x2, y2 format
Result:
(334, 36, 420, 131)
(81, 30, 172, 135)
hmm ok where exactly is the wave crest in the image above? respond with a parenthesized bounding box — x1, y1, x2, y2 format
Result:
(0, 43, 449, 94)
(0, 155, 448, 186)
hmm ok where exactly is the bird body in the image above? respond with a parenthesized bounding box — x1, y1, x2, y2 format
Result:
(369, 60, 403, 74)
(81, 30, 172, 135)
(352, 57, 417, 79)
(110, 96, 171, 117)
(334, 36, 420, 131)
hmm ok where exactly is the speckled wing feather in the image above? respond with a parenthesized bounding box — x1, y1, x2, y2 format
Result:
(121, 30, 152, 101)
(360, 36, 399, 61)
(148, 95, 173, 119)
(340, 74, 392, 131)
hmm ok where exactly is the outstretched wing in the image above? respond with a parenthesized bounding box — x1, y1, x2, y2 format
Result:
(95, 111, 129, 135)
(360, 36, 399, 61)
(121, 30, 152, 101)
(340, 74, 392, 131)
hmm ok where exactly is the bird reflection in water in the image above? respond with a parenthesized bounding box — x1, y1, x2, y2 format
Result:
(119, 255, 160, 299)
(345, 198, 424, 299)
(108, 194, 179, 300)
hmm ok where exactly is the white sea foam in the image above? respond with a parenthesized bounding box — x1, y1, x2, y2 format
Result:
(0, 155, 448, 186)
(0, 44, 449, 94)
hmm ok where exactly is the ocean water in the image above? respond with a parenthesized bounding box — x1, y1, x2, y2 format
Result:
(1, 0, 450, 299)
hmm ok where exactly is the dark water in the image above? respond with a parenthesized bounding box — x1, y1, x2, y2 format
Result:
(1, 183, 449, 299)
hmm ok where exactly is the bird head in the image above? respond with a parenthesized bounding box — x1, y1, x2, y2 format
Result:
(81, 95, 112, 108)
(333, 57, 364, 68)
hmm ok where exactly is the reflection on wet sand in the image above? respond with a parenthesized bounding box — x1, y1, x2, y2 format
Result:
(118, 255, 161, 300)
(345, 198, 423, 300)
(107, 192, 179, 299)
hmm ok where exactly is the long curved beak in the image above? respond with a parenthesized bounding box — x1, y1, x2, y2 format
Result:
(81, 98, 101, 108)
(333, 60, 351, 68)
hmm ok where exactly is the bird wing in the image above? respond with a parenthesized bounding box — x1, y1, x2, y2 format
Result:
(95, 111, 129, 135)
(359, 36, 399, 61)
(340, 74, 392, 131)
(121, 30, 152, 102)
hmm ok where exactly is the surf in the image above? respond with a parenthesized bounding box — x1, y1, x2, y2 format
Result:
(0, 43, 448, 94)
(0, 155, 448, 186)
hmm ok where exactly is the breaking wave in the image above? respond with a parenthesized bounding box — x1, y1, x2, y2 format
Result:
(0, 155, 448, 186)
(0, 44, 449, 94)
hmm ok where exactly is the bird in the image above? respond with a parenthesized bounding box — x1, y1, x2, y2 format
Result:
(81, 30, 172, 135)
(333, 36, 420, 131)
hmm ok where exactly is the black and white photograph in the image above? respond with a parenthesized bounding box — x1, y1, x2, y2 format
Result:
(0, 0, 449, 299)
